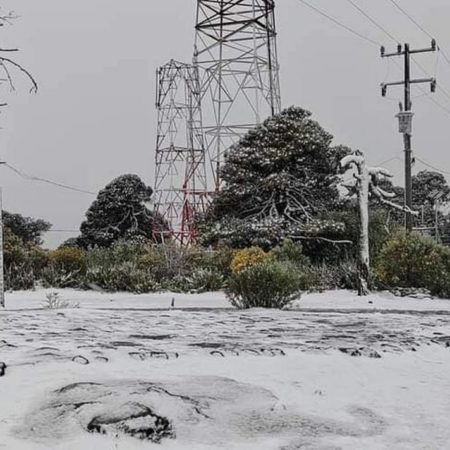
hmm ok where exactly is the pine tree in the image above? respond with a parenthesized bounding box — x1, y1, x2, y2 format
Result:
(208, 107, 349, 247)
(78, 174, 157, 248)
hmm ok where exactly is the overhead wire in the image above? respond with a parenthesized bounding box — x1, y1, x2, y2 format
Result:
(4, 163, 96, 196)
(45, 229, 80, 233)
(415, 157, 450, 176)
(413, 83, 450, 116)
(345, 0, 399, 44)
(386, 0, 450, 67)
(342, 0, 450, 115)
(387, 0, 434, 39)
(5, 2, 448, 205)
(294, 0, 381, 47)
(411, 57, 450, 104)
(375, 155, 403, 167)
(294, 0, 450, 117)
(292, 0, 450, 185)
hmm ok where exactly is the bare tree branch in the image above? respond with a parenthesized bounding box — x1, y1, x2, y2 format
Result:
(289, 235, 353, 245)
(0, 56, 38, 92)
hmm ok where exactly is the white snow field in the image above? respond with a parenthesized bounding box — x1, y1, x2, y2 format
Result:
(1, 289, 450, 449)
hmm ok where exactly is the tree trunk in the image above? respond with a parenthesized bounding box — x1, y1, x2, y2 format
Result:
(0, 189, 5, 308)
(357, 163, 370, 296)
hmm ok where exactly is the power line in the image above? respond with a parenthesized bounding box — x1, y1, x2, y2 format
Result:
(415, 157, 450, 176)
(294, 0, 381, 47)
(4, 163, 96, 195)
(344, 0, 450, 108)
(375, 155, 403, 167)
(387, 0, 450, 67)
(388, 52, 450, 116)
(381, 42, 438, 231)
(425, 95, 450, 116)
(345, 0, 399, 44)
(296, 0, 450, 116)
(411, 57, 450, 104)
(413, 83, 450, 116)
(389, 56, 450, 116)
(45, 229, 79, 233)
(387, 0, 434, 39)
(293, 0, 450, 119)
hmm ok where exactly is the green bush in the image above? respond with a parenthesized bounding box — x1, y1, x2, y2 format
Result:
(41, 247, 88, 289)
(306, 261, 360, 291)
(4, 227, 50, 290)
(166, 268, 226, 293)
(86, 262, 160, 294)
(273, 239, 309, 267)
(210, 246, 235, 277)
(226, 261, 303, 309)
(49, 247, 87, 274)
(87, 240, 148, 267)
(375, 232, 450, 297)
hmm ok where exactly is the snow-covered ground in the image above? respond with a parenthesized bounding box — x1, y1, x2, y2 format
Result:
(1, 289, 450, 449)
(5, 288, 450, 312)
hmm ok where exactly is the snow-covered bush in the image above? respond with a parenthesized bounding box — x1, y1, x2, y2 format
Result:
(87, 240, 148, 267)
(375, 232, 450, 298)
(306, 261, 360, 291)
(226, 261, 303, 309)
(4, 227, 49, 290)
(137, 244, 217, 283)
(41, 247, 87, 289)
(49, 248, 87, 274)
(166, 268, 225, 293)
(80, 242, 161, 293)
(86, 262, 160, 294)
(209, 246, 235, 277)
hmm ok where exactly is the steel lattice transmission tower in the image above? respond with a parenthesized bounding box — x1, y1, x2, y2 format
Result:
(195, 0, 282, 189)
(153, 60, 209, 245)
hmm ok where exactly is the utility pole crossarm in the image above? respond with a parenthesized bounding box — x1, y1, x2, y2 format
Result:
(381, 77, 436, 95)
(381, 39, 436, 57)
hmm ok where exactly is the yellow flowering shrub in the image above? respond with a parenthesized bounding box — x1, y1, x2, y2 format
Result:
(230, 247, 273, 274)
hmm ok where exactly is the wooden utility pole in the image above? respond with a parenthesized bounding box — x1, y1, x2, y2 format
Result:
(381, 40, 437, 232)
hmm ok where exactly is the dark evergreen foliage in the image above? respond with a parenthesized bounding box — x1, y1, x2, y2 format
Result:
(3, 211, 51, 245)
(213, 106, 347, 221)
(78, 174, 157, 248)
(205, 106, 350, 247)
(410, 170, 450, 232)
(412, 171, 450, 207)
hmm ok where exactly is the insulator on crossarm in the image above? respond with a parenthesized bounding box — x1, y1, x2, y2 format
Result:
(431, 79, 437, 93)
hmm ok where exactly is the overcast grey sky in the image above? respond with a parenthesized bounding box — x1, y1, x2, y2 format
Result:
(1, 0, 450, 247)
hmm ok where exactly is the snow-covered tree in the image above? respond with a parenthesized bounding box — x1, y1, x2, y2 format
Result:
(3, 211, 50, 245)
(208, 107, 349, 247)
(413, 171, 450, 207)
(411, 171, 450, 236)
(341, 150, 417, 295)
(78, 174, 159, 248)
